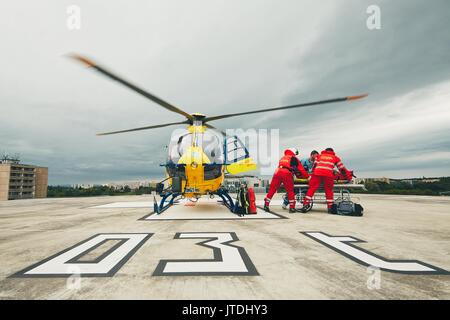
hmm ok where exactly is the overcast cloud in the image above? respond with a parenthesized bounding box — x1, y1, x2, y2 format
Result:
(1, 0, 449, 184)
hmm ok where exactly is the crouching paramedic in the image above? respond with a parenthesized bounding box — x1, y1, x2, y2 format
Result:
(300, 148, 352, 213)
(282, 150, 318, 209)
(264, 148, 309, 213)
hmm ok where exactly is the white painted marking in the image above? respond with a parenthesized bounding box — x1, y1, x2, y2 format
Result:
(305, 232, 441, 273)
(23, 234, 149, 276)
(158, 233, 255, 275)
(91, 201, 154, 208)
(91, 199, 286, 209)
(147, 198, 280, 220)
(90, 198, 282, 219)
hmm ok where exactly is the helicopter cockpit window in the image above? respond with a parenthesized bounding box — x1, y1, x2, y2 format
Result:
(168, 129, 191, 164)
(201, 131, 224, 164)
(167, 128, 224, 165)
(202, 131, 224, 180)
(225, 136, 249, 164)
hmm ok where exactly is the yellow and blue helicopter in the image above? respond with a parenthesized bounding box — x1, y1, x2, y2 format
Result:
(70, 54, 367, 213)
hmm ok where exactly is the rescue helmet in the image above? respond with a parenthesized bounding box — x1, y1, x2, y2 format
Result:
(287, 147, 299, 156)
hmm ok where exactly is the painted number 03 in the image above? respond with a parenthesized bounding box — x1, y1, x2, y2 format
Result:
(12, 232, 258, 277)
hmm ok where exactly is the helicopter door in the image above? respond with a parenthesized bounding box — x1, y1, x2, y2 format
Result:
(224, 136, 257, 175)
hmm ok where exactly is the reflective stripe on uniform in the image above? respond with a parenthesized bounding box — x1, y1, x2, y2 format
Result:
(317, 161, 335, 166)
(314, 166, 334, 171)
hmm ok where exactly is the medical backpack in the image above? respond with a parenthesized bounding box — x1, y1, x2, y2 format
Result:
(331, 201, 364, 216)
(234, 185, 257, 216)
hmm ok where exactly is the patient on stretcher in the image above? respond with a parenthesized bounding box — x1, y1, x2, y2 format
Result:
(283, 169, 355, 208)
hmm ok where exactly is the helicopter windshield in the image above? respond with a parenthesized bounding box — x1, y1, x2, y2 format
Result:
(167, 128, 224, 165)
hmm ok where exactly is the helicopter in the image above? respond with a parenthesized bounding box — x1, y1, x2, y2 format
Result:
(69, 54, 368, 214)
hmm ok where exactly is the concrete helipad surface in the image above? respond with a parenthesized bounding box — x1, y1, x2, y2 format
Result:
(90, 197, 285, 220)
(0, 194, 449, 299)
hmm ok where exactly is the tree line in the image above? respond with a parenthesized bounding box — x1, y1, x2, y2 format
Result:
(47, 177, 450, 197)
(361, 177, 450, 196)
(47, 185, 155, 197)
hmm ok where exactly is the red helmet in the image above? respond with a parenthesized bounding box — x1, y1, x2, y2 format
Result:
(285, 147, 299, 156)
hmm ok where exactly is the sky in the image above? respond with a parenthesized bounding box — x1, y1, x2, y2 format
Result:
(1, 0, 449, 184)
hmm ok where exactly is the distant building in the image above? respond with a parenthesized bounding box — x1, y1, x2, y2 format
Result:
(356, 177, 391, 184)
(398, 179, 414, 185)
(0, 157, 48, 201)
(391, 177, 442, 185)
(72, 184, 100, 189)
(421, 178, 441, 183)
(355, 177, 442, 186)
(105, 180, 158, 190)
(224, 176, 268, 193)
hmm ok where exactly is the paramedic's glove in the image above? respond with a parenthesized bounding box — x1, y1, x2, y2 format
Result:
(308, 176, 312, 181)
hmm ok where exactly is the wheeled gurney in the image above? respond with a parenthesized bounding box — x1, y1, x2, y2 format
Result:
(282, 179, 366, 210)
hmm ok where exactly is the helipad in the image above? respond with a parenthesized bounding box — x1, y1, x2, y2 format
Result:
(90, 198, 285, 220)
(0, 194, 449, 299)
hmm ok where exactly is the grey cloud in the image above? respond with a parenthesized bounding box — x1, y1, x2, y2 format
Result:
(1, 0, 449, 184)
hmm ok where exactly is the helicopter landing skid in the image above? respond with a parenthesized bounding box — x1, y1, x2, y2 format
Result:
(153, 193, 182, 215)
(153, 189, 237, 215)
(214, 188, 236, 214)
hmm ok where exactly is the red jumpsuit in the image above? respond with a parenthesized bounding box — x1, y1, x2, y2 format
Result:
(303, 150, 351, 209)
(265, 149, 309, 209)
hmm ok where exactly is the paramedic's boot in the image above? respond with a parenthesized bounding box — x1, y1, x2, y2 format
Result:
(281, 194, 288, 210)
(328, 204, 337, 214)
(299, 203, 312, 213)
(263, 198, 271, 212)
(287, 199, 297, 214)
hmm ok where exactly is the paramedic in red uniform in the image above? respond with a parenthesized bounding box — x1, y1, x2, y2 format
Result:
(264, 148, 309, 213)
(300, 148, 352, 213)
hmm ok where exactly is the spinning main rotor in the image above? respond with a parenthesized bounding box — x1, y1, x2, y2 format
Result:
(69, 54, 368, 136)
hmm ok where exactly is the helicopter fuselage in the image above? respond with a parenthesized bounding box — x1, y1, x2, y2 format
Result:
(166, 124, 225, 198)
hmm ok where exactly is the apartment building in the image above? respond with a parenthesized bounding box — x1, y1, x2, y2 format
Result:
(0, 158, 48, 201)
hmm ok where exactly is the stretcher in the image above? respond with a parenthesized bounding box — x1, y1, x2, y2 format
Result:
(282, 179, 366, 210)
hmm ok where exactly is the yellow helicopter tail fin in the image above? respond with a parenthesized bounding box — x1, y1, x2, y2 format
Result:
(226, 157, 257, 175)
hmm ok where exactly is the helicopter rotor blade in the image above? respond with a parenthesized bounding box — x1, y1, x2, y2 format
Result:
(204, 94, 368, 123)
(68, 53, 193, 120)
(97, 120, 190, 136)
(204, 123, 227, 136)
